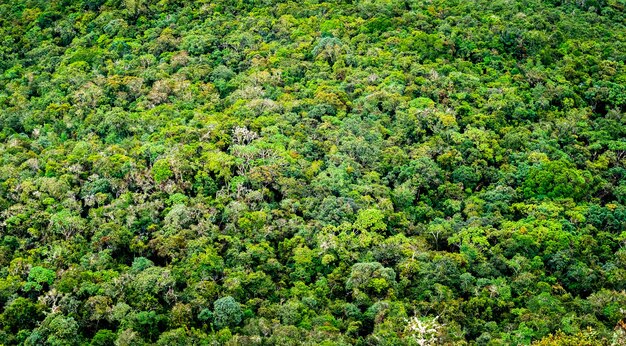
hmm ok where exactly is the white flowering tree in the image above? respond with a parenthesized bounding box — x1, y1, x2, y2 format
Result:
(404, 315, 444, 346)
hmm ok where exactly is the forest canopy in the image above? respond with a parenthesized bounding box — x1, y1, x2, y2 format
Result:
(1, 0, 626, 344)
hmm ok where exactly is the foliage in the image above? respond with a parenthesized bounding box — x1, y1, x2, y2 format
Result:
(213, 296, 243, 330)
(0, 0, 625, 343)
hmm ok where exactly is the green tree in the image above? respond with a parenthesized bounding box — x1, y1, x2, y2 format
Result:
(152, 159, 173, 184)
(24, 266, 55, 292)
(353, 208, 387, 233)
(213, 296, 243, 330)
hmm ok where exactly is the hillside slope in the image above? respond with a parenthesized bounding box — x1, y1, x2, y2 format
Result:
(1, 0, 626, 344)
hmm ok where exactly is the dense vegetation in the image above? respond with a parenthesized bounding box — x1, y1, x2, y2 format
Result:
(1, 0, 626, 344)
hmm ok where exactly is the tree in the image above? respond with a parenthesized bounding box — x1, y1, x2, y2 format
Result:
(25, 313, 80, 346)
(90, 330, 116, 346)
(313, 37, 345, 64)
(152, 159, 173, 184)
(213, 296, 243, 330)
(24, 266, 55, 292)
(1, 297, 42, 334)
(404, 316, 445, 346)
(346, 262, 397, 302)
(523, 160, 593, 200)
(353, 208, 387, 233)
